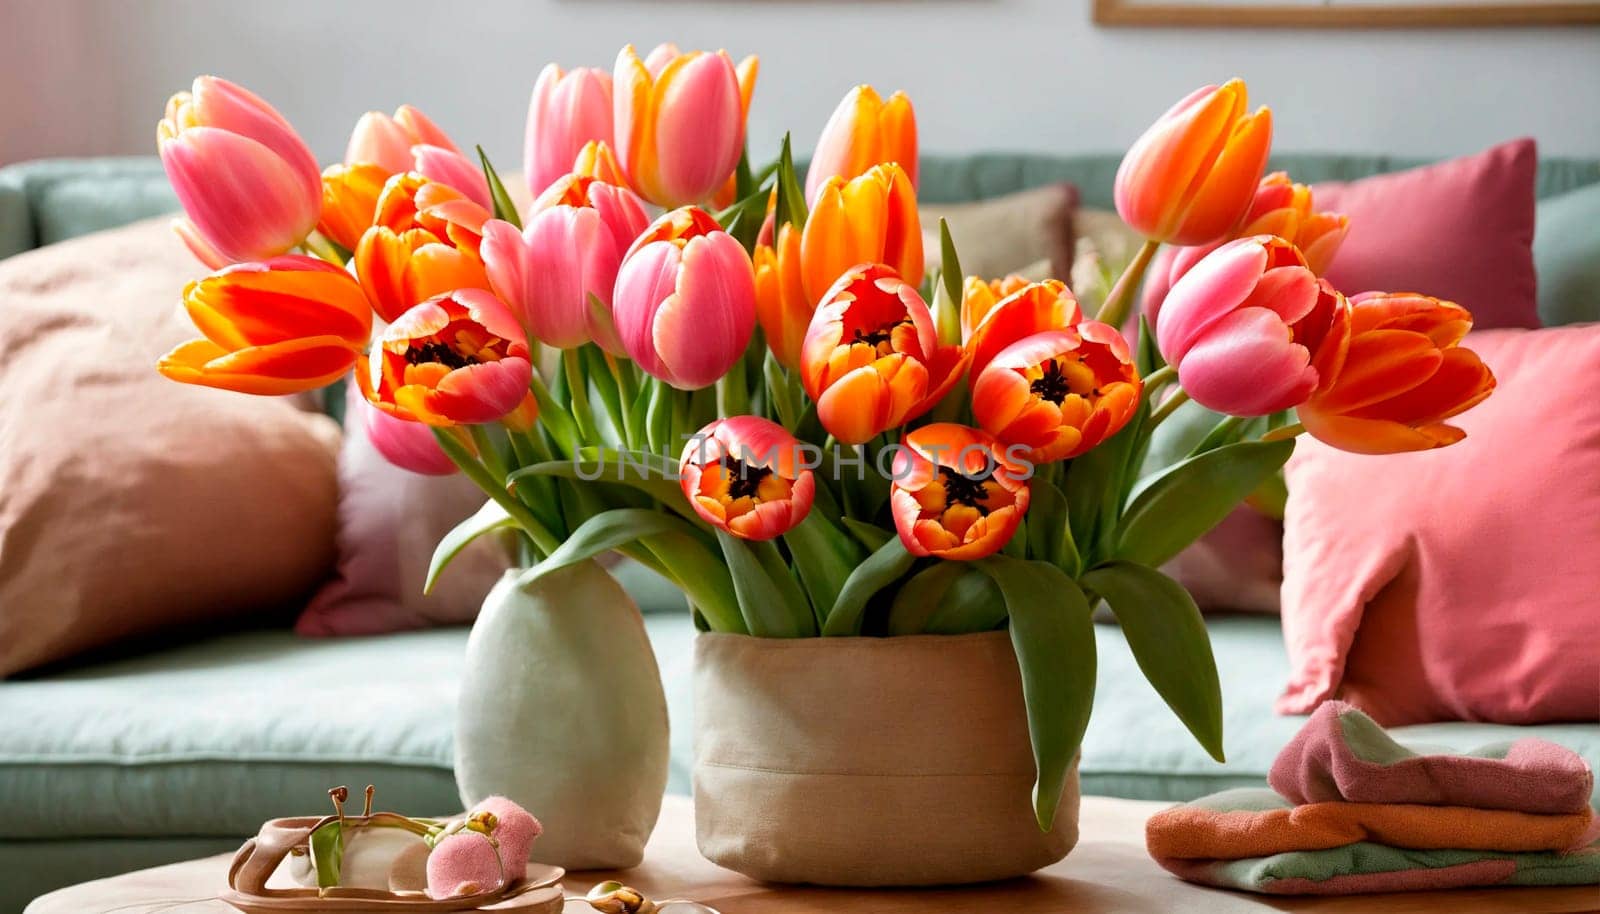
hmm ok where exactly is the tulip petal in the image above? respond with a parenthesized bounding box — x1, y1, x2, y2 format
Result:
(653, 233, 756, 389)
(653, 52, 745, 207)
(1311, 329, 1444, 415)
(159, 335, 358, 395)
(412, 145, 492, 211)
(431, 357, 534, 425)
(1156, 237, 1269, 363)
(161, 128, 320, 264)
(1177, 307, 1317, 416)
(1300, 410, 1468, 455)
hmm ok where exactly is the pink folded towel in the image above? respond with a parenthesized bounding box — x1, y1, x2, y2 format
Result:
(1269, 701, 1594, 815)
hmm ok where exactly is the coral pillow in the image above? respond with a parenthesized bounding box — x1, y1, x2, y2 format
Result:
(1313, 138, 1540, 330)
(1279, 324, 1600, 725)
(0, 219, 341, 676)
(295, 386, 513, 636)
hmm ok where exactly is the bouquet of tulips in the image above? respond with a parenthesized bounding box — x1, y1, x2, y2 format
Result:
(155, 49, 1495, 831)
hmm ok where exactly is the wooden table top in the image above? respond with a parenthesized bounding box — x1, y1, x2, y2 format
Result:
(26, 795, 1600, 914)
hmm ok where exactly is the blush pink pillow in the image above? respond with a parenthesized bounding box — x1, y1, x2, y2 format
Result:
(1279, 324, 1600, 726)
(295, 386, 513, 636)
(1313, 138, 1540, 330)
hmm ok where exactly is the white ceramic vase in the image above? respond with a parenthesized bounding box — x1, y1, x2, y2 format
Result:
(455, 560, 669, 869)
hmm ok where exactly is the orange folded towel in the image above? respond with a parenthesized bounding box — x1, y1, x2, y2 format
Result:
(1146, 788, 1595, 860)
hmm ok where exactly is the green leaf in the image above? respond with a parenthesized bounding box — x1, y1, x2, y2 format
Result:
(976, 555, 1096, 831)
(528, 375, 579, 457)
(1064, 397, 1147, 562)
(716, 531, 816, 637)
(476, 146, 522, 229)
(308, 820, 343, 889)
(841, 518, 894, 552)
(581, 345, 626, 447)
(921, 566, 1005, 634)
(886, 561, 963, 634)
(1026, 478, 1079, 577)
(1113, 438, 1295, 567)
(646, 379, 674, 454)
(521, 509, 692, 586)
(783, 513, 863, 629)
(1082, 562, 1223, 762)
(426, 500, 514, 594)
(821, 537, 916, 636)
(939, 218, 964, 308)
(508, 450, 697, 523)
(1186, 413, 1253, 459)
(772, 133, 808, 231)
(637, 531, 746, 634)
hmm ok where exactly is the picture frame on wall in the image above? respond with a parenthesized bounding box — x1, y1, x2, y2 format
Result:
(1093, 0, 1600, 27)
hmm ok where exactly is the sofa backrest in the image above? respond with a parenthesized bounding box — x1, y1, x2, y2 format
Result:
(3, 151, 1597, 256)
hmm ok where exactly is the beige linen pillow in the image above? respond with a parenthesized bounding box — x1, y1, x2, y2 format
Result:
(920, 184, 1078, 281)
(0, 219, 341, 676)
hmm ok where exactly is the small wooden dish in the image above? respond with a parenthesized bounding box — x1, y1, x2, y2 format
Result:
(219, 813, 564, 914)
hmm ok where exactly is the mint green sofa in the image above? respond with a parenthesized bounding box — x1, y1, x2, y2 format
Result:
(4, 153, 1598, 913)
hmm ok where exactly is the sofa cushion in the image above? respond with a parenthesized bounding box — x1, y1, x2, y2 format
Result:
(1534, 180, 1600, 327)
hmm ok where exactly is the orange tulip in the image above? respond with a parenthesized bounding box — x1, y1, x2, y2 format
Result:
(959, 274, 1034, 342)
(572, 139, 628, 187)
(354, 174, 492, 322)
(1114, 79, 1273, 246)
(963, 280, 1083, 381)
(805, 85, 918, 205)
(889, 423, 1031, 561)
(800, 264, 965, 445)
(317, 162, 389, 252)
(972, 322, 1142, 463)
(802, 162, 922, 304)
(679, 416, 816, 540)
(361, 288, 535, 428)
(1299, 292, 1495, 454)
(158, 255, 371, 395)
(753, 221, 809, 369)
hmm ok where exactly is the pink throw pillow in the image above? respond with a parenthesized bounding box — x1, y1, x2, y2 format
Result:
(295, 386, 513, 636)
(1278, 324, 1600, 725)
(1313, 138, 1540, 330)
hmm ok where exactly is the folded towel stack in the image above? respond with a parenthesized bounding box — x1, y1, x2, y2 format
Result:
(1146, 701, 1600, 895)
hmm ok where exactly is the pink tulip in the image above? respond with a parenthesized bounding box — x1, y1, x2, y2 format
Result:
(411, 144, 492, 211)
(359, 393, 458, 476)
(524, 64, 614, 199)
(345, 105, 461, 174)
(1156, 236, 1350, 417)
(157, 76, 321, 265)
(613, 43, 758, 208)
(484, 174, 648, 352)
(805, 84, 918, 206)
(612, 208, 756, 389)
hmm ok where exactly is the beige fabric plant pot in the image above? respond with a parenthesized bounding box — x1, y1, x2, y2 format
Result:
(693, 630, 1080, 886)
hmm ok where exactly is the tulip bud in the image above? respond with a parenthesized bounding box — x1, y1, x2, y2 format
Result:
(805, 84, 918, 206)
(524, 64, 615, 198)
(157, 76, 322, 265)
(612, 208, 756, 390)
(346, 104, 461, 174)
(1114, 80, 1273, 246)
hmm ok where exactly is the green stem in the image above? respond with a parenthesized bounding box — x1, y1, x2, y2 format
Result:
(608, 353, 640, 448)
(563, 348, 598, 443)
(468, 426, 509, 481)
(1095, 238, 1160, 330)
(1141, 363, 1177, 393)
(1262, 421, 1306, 442)
(1147, 388, 1191, 429)
(434, 428, 561, 556)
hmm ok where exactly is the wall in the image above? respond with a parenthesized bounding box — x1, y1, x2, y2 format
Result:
(2, 0, 1597, 169)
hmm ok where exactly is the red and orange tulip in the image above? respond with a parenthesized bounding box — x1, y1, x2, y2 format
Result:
(317, 162, 389, 252)
(1156, 236, 1350, 417)
(612, 207, 757, 390)
(889, 423, 1031, 561)
(972, 323, 1142, 463)
(613, 43, 758, 208)
(679, 416, 817, 540)
(354, 174, 493, 323)
(157, 76, 322, 267)
(800, 264, 966, 445)
(1114, 79, 1272, 247)
(158, 255, 371, 395)
(1299, 292, 1495, 454)
(361, 289, 536, 428)
(802, 162, 922, 303)
(805, 85, 918, 205)
(959, 274, 1038, 344)
(963, 280, 1084, 382)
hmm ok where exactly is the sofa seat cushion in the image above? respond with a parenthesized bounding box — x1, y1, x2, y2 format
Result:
(4, 615, 1594, 844)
